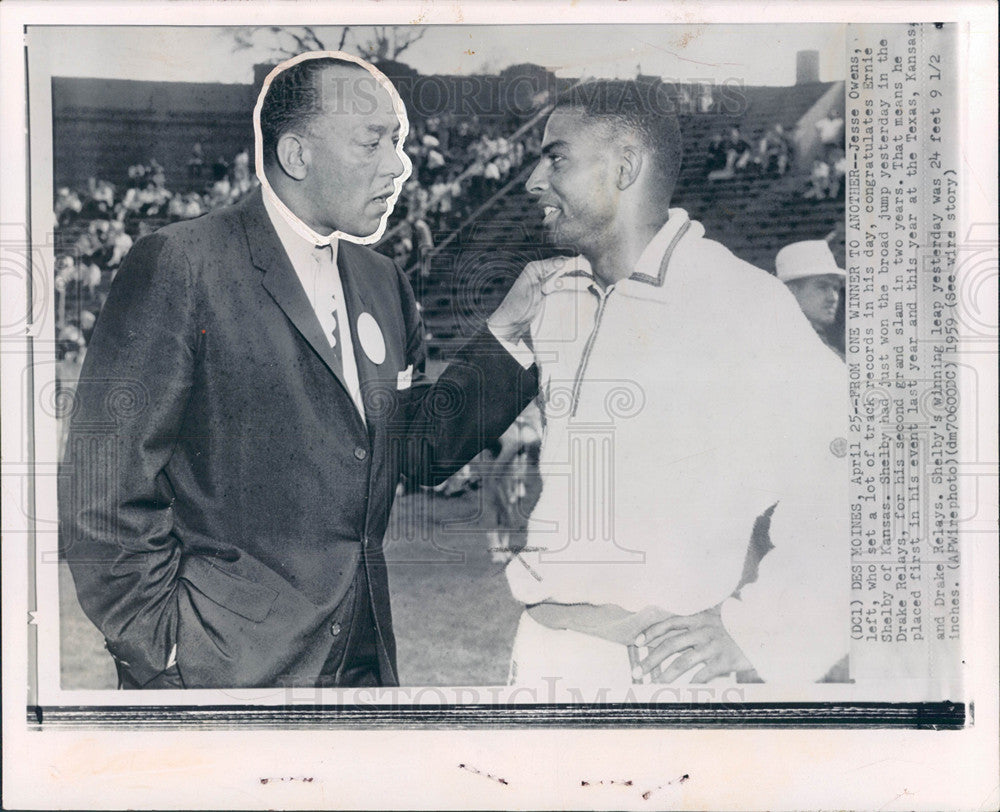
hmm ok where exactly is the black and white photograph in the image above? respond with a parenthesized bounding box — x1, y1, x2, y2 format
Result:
(43, 21, 857, 697)
(1, 1, 996, 809)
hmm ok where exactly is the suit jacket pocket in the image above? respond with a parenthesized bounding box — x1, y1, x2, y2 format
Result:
(177, 555, 279, 622)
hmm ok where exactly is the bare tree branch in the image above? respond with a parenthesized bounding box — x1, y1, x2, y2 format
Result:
(227, 26, 329, 60)
(231, 25, 424, 63)
(357, 25, 427, 62)
(392, 28, 427, 59)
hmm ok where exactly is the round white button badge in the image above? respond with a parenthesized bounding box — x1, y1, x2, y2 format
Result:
(357, 312, 386, 365)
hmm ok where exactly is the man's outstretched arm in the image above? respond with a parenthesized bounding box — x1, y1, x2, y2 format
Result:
(390, 260, 543, 486)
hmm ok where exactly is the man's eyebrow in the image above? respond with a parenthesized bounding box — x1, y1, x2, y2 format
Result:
(366, 123, 402, 136)
(541, 140, 568, 157)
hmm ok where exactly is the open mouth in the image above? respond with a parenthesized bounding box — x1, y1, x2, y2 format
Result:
(542, 205, 561, 225)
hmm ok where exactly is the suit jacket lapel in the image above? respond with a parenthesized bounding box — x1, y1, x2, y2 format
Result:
(240, 190, 348, 389)
(338, 242, 405, 434)
(338, 241, 378, 389)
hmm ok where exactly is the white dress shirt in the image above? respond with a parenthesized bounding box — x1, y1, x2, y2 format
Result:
(262, 187, 366, 423)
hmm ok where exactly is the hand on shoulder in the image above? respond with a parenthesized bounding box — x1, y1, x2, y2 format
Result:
(487, 259, 562, 343)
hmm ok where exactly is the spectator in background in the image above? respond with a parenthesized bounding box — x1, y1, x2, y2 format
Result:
(149, 159, 167, 190)
(697, 85, 714, 113)
(55, 321, 90, 462)
(805, 156, 831, 200)
(428, 176, 452, 228)
(803, 143, 845, 201)
(484, 402, 542, 563)
(723, 127, 752, 173)
(56, 322, 86, 367)
(187, 142, 204, 179)
(206, 161, 232, 208)
(54, 255, 78, 298)
(828, 146, 847, 199)
(482, 158, 502, 195)
(182, 192, 206, 219)
(393, 231, 413, 268)
(708, 127, 752, 180)
(757, 123, 793, 176)
(230, 148, 254, 200)
(78, 308, 97, 342)
(407, 210, 434, 267)
(815, 106, 844, 164)
(83, 178, 115, 218)
(676, 85, 693, 114)
(775, 240, 846, 361)
(424, 142, 446, 182)
(167, 192, 189, 220)
(80, 258, 103, 300)
(106, 220, 134, 270)
(705, 132, 727, 175)
(452, 118, 475, 153)
(392, 205, 435, 274)
(73, 220, 108, 265)
(63, 224, 106, 298)
(425, 115, 446, 150)
(56, 187, 83, 224)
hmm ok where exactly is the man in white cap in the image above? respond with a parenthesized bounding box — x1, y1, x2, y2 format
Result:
(775, 240, 846, 360)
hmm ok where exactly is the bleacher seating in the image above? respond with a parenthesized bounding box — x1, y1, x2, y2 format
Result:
(53, 79, 846, 365)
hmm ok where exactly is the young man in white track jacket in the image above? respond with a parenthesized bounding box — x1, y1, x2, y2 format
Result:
(490, 80, 849, 688)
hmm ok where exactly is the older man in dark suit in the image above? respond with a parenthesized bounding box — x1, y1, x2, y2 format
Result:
(59, 53, 537, 690)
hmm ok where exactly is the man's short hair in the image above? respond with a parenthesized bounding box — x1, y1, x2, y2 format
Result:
(258, 56, 366, 166)
(555, 79, 683, 203)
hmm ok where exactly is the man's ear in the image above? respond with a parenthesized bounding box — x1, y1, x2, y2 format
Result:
(617, 145, 643, 191)
(275, 132, 309, 181)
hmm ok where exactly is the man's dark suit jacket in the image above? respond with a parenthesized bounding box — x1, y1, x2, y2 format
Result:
(59, 188, 537, 689)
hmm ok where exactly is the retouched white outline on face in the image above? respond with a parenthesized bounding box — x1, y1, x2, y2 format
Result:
(253, 50, 413, 245)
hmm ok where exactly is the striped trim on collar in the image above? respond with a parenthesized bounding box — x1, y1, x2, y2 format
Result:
(538, 210, 699, 293)
(630, 218, 692, 288)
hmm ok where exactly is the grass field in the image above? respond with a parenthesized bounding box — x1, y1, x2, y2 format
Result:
(59, 488, 524, 689)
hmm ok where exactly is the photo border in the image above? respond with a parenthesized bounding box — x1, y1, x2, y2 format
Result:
(2, 1, 995, 809)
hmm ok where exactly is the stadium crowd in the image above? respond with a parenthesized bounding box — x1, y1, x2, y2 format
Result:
(700, 108, 844, 202)
(704, 123, 794, 179)
(386, 114, 541, 271)
(54, 113, 544, 370)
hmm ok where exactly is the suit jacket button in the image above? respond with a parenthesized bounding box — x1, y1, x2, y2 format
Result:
(330, 622, 342, 637)
(354, 447, 367, 461)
